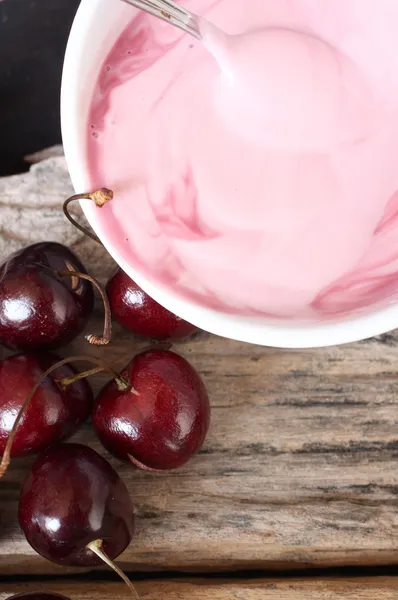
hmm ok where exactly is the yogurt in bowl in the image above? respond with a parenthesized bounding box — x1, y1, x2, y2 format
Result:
(61, 0, 398, 347)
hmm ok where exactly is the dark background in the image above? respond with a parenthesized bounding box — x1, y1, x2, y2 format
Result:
(0, 0, 80, 176)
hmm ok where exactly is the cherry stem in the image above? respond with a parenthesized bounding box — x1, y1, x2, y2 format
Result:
(57, 270, 112, 346)
(63, 188, 113, 245)
(59, 342, 172, 388)
(59, 365, 105, 387)
(0, 355, 129, 479)
(87, 539, 140, 599)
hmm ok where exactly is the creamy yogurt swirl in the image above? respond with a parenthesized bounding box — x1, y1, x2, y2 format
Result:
(88, 0, 398, 319)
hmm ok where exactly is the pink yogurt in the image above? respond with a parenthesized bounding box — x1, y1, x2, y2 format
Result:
(87, 0, 398, 320)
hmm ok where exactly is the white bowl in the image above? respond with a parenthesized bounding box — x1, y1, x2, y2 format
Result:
(61, 0, 398, 348)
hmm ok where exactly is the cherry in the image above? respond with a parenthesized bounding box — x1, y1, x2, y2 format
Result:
(0, 242, 98, 351)
(19, 443, 137, 596)
(106, 268, 198, 340)
(0, 353, 93, 460)
(0, 354, 128, 478)
(92, 349, 210, 471)
(8, 594, 70, 600)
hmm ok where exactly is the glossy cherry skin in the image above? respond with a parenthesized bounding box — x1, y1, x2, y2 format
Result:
(0, 353, 93, 458)
(19, 443, 134, 567)
(92, 350, 210, 471)
(106, 268, 197, 340)
(0, 242, 94, 351)
(8, 593, 70, 600)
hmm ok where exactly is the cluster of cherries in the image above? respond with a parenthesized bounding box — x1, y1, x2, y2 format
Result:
(1, 241, 210, 600)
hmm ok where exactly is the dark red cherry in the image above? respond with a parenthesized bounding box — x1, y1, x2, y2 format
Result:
(0, 242, 94, 350)
(19, 443, 134, 567)
(92, 350, 210, 471)
(8, 593, 70, 600)
(0, 353, 93, 459)
(106, 268, 197, 340)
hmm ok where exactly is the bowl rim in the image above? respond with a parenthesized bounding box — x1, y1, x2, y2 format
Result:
(61, 0, 398, 348)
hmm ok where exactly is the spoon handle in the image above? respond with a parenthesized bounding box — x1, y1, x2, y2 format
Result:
(121, 0, 202, 39)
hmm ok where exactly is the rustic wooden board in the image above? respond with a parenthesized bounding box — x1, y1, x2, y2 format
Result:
(1, 307, 398, 575)
(2, 577, 398, 600)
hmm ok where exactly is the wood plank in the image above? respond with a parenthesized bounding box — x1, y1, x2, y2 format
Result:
(1, 150, 398, 575)
(1, 577, 398, 600)
(1, 305, 398, 575)
(1, 157, 398, 574)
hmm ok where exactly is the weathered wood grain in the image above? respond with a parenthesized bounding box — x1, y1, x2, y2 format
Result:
(1, 305, 398, 575)
(1, 577, 398, 600)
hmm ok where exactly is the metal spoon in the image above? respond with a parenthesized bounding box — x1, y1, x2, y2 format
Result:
(120, 0, 227, 50)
